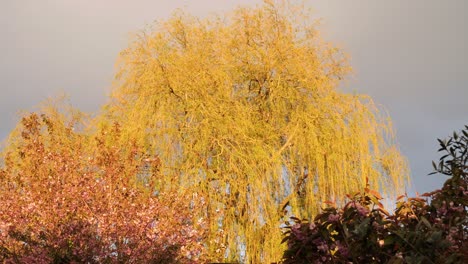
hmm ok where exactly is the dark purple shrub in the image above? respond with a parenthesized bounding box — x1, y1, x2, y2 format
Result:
(281, 125, 468, 263)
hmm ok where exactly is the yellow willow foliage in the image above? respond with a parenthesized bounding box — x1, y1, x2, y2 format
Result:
(102, 1, 409, 262)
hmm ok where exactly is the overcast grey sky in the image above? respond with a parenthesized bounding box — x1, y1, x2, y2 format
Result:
(1, 0, 467, 195)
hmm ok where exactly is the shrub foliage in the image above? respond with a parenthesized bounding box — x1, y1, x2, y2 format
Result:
(0, 112, 206, 263)
(281, 126, 468, 263)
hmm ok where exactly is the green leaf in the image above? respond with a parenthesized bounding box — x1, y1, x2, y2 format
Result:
(437, 138, 446, 149)
(384, 235, 396, 246)
(420, 216, 431, 229)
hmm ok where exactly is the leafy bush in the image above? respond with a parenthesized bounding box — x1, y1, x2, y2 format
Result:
(0, 112, 207, 263)
(280, 126, 468, 263)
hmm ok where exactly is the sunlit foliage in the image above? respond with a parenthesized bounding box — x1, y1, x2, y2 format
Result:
(0, 109, 206, 263)
(103, 0, 409, 262)
(281, 126, 468, 263)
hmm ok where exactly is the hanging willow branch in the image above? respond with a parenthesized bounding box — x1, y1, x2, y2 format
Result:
(102, 1, 409, 262)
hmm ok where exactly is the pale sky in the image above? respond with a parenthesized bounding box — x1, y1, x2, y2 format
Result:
(1, 0, 467, 195)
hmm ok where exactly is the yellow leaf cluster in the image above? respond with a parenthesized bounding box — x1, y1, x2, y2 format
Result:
(101, 1, 409, 262)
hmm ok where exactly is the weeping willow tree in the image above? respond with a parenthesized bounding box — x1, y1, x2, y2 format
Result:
(101, 1, 409, 262)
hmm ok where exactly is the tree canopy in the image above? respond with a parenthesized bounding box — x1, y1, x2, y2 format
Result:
(0, 107, 207, 263)
(100, 0, 408, 262)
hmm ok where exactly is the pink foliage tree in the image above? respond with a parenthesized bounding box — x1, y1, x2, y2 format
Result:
(0, 113, 207, 263)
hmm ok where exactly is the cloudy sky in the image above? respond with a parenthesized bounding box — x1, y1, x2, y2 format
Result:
(1, 0, 467, 195)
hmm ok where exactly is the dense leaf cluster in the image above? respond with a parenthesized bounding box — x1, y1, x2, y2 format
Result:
(0, 113, 207, 263)
(106, 1, 408, 261)
(281, 126, 468, 263)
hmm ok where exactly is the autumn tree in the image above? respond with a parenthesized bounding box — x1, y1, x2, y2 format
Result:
(0, 106, 206, 263)
(102, 0, 408, 262)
